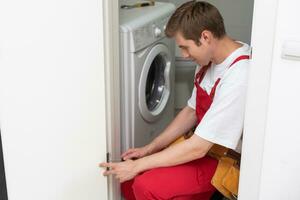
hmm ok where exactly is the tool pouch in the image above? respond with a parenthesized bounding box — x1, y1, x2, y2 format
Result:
(208, 144, 241, 200)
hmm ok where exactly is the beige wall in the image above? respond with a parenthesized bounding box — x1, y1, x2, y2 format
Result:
(158, 0, 254, 45)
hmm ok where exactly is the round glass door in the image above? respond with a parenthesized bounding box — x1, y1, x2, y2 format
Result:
(145, 54, 166, 111)
(139, 44, 172, 122)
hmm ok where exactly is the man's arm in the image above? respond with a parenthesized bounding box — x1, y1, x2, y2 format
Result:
(146, 106, 198, 154)
(100, 134, 214, 183)
(135, 134, 213, 172)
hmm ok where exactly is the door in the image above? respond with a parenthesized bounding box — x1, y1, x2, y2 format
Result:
(240, 0, 300, 199)
(0, 0, 108, 199)
(138, 44, 172, 122)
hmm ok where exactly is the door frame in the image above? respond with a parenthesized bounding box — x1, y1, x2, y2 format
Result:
(239, 0, 279, 199)
(102, 0, 121, 200)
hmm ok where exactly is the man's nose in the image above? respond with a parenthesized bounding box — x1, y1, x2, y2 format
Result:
(181, 51, 190, 59)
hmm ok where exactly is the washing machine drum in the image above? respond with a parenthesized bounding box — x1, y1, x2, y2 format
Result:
(139, 44, 172, 122)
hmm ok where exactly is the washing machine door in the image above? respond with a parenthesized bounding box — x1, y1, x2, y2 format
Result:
(139, 43, 172, 122)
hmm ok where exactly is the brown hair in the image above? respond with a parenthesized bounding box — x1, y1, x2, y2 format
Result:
(165, 1, 226, 44)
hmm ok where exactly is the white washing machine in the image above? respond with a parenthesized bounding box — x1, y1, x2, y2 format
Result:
(119, 1, 176, 152)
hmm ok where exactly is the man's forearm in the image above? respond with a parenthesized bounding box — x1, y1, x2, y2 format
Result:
(135, 134, 213, 173)
(147, 106, 198, 154)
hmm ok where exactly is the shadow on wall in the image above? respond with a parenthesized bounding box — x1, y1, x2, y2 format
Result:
(0, 132, 8, 200)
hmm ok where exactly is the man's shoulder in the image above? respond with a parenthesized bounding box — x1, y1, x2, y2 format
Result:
(222, 59, 250, 85)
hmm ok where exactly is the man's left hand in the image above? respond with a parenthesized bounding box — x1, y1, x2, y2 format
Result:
(99, 159, 139, 183)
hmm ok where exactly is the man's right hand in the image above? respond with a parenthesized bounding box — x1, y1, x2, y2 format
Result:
(121, 145, 152, 160)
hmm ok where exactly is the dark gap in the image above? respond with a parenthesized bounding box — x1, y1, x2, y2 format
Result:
(0, 131, 8, 200)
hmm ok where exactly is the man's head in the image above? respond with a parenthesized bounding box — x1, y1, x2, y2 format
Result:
(165, 1, 226, 65)
(165, 1, 225, 44)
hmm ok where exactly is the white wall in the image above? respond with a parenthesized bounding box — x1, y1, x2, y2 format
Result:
(0, 0, 108, 199)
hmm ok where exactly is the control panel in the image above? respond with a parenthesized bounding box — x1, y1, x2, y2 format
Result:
(131, 16, 170, 52)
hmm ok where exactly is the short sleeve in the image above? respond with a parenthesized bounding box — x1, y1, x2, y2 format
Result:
(187, 65, 201, 110)
(187, 86, 196, 110)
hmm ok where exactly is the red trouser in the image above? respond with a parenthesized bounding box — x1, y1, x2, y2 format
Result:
(121, 156, 218, 200)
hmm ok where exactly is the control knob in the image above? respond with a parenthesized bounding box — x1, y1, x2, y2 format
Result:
(154, 27, 162, 37)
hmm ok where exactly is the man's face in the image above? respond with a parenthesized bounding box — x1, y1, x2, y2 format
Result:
(174, 32, 212, 66)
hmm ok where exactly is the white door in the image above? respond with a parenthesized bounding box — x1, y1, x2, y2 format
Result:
(0, 0, 108, 199)
(241, 0, 300, 199)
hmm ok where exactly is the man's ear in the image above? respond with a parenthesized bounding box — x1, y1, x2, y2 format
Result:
(199, 30, 212, 45)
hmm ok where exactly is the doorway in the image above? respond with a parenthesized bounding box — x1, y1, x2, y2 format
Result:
(108, 0, 276, 199)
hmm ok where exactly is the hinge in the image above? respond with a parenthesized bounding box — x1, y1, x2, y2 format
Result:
(106, 152, 110, 170)
(106, 152, 122, 165)
(106, 152, 110, 162)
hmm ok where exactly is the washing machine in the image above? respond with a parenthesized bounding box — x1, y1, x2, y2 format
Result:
(119, 1, 176, 152)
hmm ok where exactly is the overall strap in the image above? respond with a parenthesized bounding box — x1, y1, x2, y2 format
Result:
(210, 55, 250, 100)
(229, 55, 250, 68)
(194, 62, 212, 88)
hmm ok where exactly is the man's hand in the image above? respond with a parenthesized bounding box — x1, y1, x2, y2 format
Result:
(121, 145, 152, 160)
(99, 160, 139, 183)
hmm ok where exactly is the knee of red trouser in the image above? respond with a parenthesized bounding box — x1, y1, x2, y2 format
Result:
(132, 174, 215, 200)
(132, 175, 161, 200)
(121, 179, 136, 200)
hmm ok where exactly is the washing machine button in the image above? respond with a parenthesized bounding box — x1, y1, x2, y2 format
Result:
(154, 27, 162, 37)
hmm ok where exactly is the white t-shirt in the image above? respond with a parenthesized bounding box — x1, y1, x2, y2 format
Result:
(187, 42, 251, 151)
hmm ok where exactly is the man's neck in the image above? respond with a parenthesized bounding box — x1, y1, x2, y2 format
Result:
(211, 36, 242, 65)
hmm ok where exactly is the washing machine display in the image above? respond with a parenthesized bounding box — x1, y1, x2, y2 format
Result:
(139, 44, 171, 122)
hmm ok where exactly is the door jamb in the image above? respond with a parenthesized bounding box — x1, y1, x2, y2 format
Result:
(239, 0, 279, 199)
(102, 0, 121, 200)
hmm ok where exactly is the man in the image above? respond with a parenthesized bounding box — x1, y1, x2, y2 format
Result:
(100, 1, 250, 199)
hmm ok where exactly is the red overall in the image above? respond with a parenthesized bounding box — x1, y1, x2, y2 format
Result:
(121, 55, 250, 200)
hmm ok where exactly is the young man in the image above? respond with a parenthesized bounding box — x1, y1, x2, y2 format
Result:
(100, 1, 250, 199)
